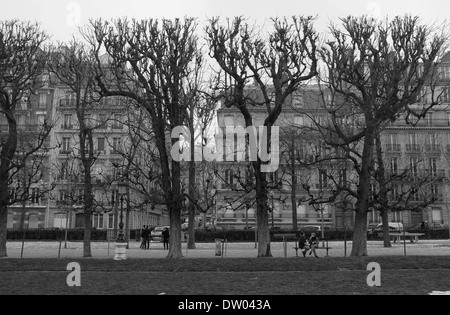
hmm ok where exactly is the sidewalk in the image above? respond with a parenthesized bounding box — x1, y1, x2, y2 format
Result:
(4, 238, 450, 259)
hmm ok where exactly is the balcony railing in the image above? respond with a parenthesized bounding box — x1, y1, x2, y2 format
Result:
(59, 99, 77, 107)
(425, 144, 441, 153)
(61, 124, 74, 130)
(388, 118, 450, 128)
(386, 144, 401, 152)
(405, 144, 421, 152)
(387, 169, 446, 180)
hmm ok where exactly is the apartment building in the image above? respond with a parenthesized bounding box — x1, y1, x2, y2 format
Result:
(213, 53, 450, 230)
(3, 72, 54, 230)
(5, 72, 169, 232)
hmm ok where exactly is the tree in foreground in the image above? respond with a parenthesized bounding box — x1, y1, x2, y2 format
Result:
(206, 16, 318, 256)
(86, 17, 203, 258)
(0, 20, 48, 257)
(318, 15, 448, 256)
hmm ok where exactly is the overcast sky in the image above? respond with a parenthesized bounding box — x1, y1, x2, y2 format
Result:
(1, 0, 449, 42)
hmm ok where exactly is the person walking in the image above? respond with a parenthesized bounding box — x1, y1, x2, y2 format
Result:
(162, 227, 170, 250)
(140, 225, 147, 249)
(308, 232, 319, 258)
(145, 225, 151, 249)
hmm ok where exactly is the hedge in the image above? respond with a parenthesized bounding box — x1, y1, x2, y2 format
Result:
(7, 228, 140, 241)
(6, 227, 450, 242)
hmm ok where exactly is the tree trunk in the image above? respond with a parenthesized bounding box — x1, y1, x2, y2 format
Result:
(82, 163, 93, 258)
(351, 209, 368, 256)
(381, 210, 391, 247)
(290, 151, 298, 231)
(187, 130, 196, 249)
(83, 210, 92, 258)
(0, 203, 7, 257)
(167, 202, 183, 259)
(350, 126, 375, 256)
(0, 113, 18, 257)
(255, 170, 272, 257)
(375, 130, 392, 248)
(19, 157, 27, 231)
(164, 134, 183, 259)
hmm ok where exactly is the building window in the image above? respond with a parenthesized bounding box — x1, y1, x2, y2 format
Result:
(426, 112, 433, 126)
(368, 208, 380, 223)
(61, 137, 71, 154)
(418, 87, 428, 104)
(387, 134, 399, 151)
(224, 169, 235, 189)
(407, 133, 418, 151)
(430, 184, 439, 200)
(269, 171, 278, 185)
(30, 188, 40, 205)
(112, 113, 123, 129)
(339, 169, 347, 187)
(292, 94, 303, 107)
(297, 204, 307, 218)
(92, 213, 104, 229)
(390, 157, 398, 175)
(63, 114, 73, 129)
(97, 137, 105, 153)
(37, 115, 46, 127)
(392, 211, 402, 223)
(108, 214, 114, 229)
(428, 157, 438, 177)
(410, 157, 419, 177)
(431, 207, 442, 223)
(53, 214, 67, 229)
(59, 190, 70, 204)
(391, 184, 400, 201)
(439, 66, 450, 80)
(318, 169, 328, 189)
(441, 88, 450, 103)
(112, 138, 122, 154)
(39, 93, 47, 108)
(97, 113, 107, 128)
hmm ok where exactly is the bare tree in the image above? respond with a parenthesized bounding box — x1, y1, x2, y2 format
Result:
(86, 17, 203, 258)
(184, 85, 219, 248)
(205, 16, 318, 257)
(318, 15, 448, 256)
(0, 20, 48, 257)
(47, 40, 112, 257)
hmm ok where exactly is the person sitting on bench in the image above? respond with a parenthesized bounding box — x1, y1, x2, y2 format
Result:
(308, 232, 319, 258)
(298, 231, 310, 257)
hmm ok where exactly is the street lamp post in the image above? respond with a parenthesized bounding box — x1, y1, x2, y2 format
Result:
(114, 181, 128, 260)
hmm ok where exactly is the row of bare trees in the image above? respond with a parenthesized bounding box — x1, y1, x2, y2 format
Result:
(0, 14, 448, 258)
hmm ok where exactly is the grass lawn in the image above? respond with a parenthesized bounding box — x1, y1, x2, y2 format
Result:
(1, 256, 450, 296)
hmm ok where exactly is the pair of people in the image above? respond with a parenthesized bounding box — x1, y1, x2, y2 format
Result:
(298, 231, 319, 258)
(140, 225, 151, 249)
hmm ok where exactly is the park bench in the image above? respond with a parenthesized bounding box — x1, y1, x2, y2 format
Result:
(272, 233, 332, 257)
(389, 232, 425, 243)
(292, 240, 332, 257)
